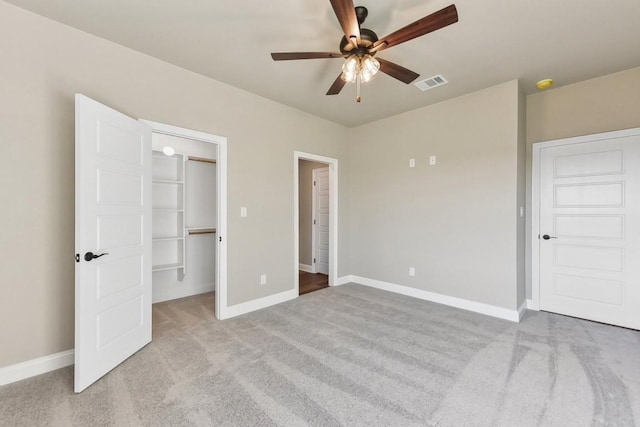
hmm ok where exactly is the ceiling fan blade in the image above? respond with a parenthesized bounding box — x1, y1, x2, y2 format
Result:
(377, 58, 420, 84)
(271, 52, 344, 61)
(373, 4, 458, 52)
(326, 74, 346, 95)
(329, 0, 361, 47)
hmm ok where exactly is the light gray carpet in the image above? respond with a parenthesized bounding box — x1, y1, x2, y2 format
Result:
(1, 284, 640, 426)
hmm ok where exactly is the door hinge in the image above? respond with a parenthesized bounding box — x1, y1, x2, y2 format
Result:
(314, 219, 316, 225)
(313, 258, 316, 263)
(75, 254, 80, 263)
(314, 180, 316, 186)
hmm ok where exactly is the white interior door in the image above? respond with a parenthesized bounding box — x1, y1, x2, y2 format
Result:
(313, 167, 329, 275)
(75, 94, 152, 392)
(539, 131, 640, 329)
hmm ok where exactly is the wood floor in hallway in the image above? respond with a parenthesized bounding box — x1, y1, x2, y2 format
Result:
(299, 270, 328, 295)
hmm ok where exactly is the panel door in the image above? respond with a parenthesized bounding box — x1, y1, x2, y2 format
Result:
(539, 133, 640, 329)
(75, 94, 152, 392)
(314, 168, 330, 275)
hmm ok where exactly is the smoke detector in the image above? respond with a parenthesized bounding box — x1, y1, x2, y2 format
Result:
(536, 79, 553, 90)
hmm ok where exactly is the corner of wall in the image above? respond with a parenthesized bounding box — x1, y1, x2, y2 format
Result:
(516, 83, 527, 308)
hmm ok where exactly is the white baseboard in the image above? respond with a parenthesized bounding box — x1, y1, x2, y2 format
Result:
(0, 349, 74, 387)
(222, 289, 298, 319)
(517, 300, 528, 321)
(332, 275, 354, 286)
(152, 282, 215, 304)
(350, 276, 521, 323)
(298, 264, 314, 273)
(526, 299, 538, 311)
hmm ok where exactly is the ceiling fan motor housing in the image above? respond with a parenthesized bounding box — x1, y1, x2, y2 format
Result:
(340, 28, 379, 56)
(339, 6, 378, 56)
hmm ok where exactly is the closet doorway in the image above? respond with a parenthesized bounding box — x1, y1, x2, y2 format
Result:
(294, 152, 338, 295)
(143, 121, 228, 318)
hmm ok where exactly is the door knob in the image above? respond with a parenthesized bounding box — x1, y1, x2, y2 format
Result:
(84, 251, 109, 261)
(542, 234, 558, 240)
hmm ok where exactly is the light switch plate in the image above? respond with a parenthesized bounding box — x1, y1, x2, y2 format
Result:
(241, 207, 247, 217)
(429, 155, 436, 166)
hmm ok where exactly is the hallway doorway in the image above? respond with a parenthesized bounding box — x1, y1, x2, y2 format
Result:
(293, 152, 338, 295)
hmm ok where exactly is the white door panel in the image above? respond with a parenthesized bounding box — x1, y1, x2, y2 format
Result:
(554, 215, 623, 239)
(539, 134, 640, 329)
(313, 168, 330, 275)
(75, 94, 152, 392)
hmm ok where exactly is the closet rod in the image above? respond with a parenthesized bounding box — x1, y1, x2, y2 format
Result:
(187, 228, 216, 235)
(188, 156, 216, 164)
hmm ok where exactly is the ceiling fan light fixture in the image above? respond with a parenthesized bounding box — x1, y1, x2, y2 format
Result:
(341, 54, 380, 83)
(341, 55, 359, 83)
(360, 54, 380, 83)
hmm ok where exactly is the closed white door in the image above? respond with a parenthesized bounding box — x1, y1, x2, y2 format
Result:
(539, 131, 640, 329)
(75, 94, 152, 392)
(313, 167, 330, 275)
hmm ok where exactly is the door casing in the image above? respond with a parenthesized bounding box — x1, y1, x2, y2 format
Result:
(141, 120, 229, 319)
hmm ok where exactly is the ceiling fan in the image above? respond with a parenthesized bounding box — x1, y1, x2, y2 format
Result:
(271, 0, 458, 102)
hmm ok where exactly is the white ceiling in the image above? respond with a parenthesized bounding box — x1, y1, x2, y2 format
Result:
(5, 0, 640, 127)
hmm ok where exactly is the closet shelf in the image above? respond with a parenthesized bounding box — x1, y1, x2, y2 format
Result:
(152, 209, 184, 213)
(153, 179, 184, 184)
(153, 236, 184, 241)
(152, 263, 184, 272)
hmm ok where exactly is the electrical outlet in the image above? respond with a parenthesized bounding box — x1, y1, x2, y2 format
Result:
(260, 274, 267, 285)
(241, 207, 247, 217)
(409, 267, 415, 277)
(409, 158, 415, 168)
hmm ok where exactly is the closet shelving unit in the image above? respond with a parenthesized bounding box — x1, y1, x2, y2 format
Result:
(152, 151, 186, 272)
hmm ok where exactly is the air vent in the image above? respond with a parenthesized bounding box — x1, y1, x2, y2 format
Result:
(415, 74, 448, 91)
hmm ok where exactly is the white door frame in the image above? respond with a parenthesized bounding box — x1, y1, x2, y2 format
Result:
(311, 167, 329, 275)
(141, 120, 229, 320)
(294, 152, 338, 293)
(531, 127, 640, 311)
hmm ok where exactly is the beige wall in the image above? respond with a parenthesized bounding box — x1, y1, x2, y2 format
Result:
(0, 2, 350, 368)
(298, 160, 328, 267)
(348, 80, 524, 310)
(4, 0, 638, 372)
(525, 66, 640, 299)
